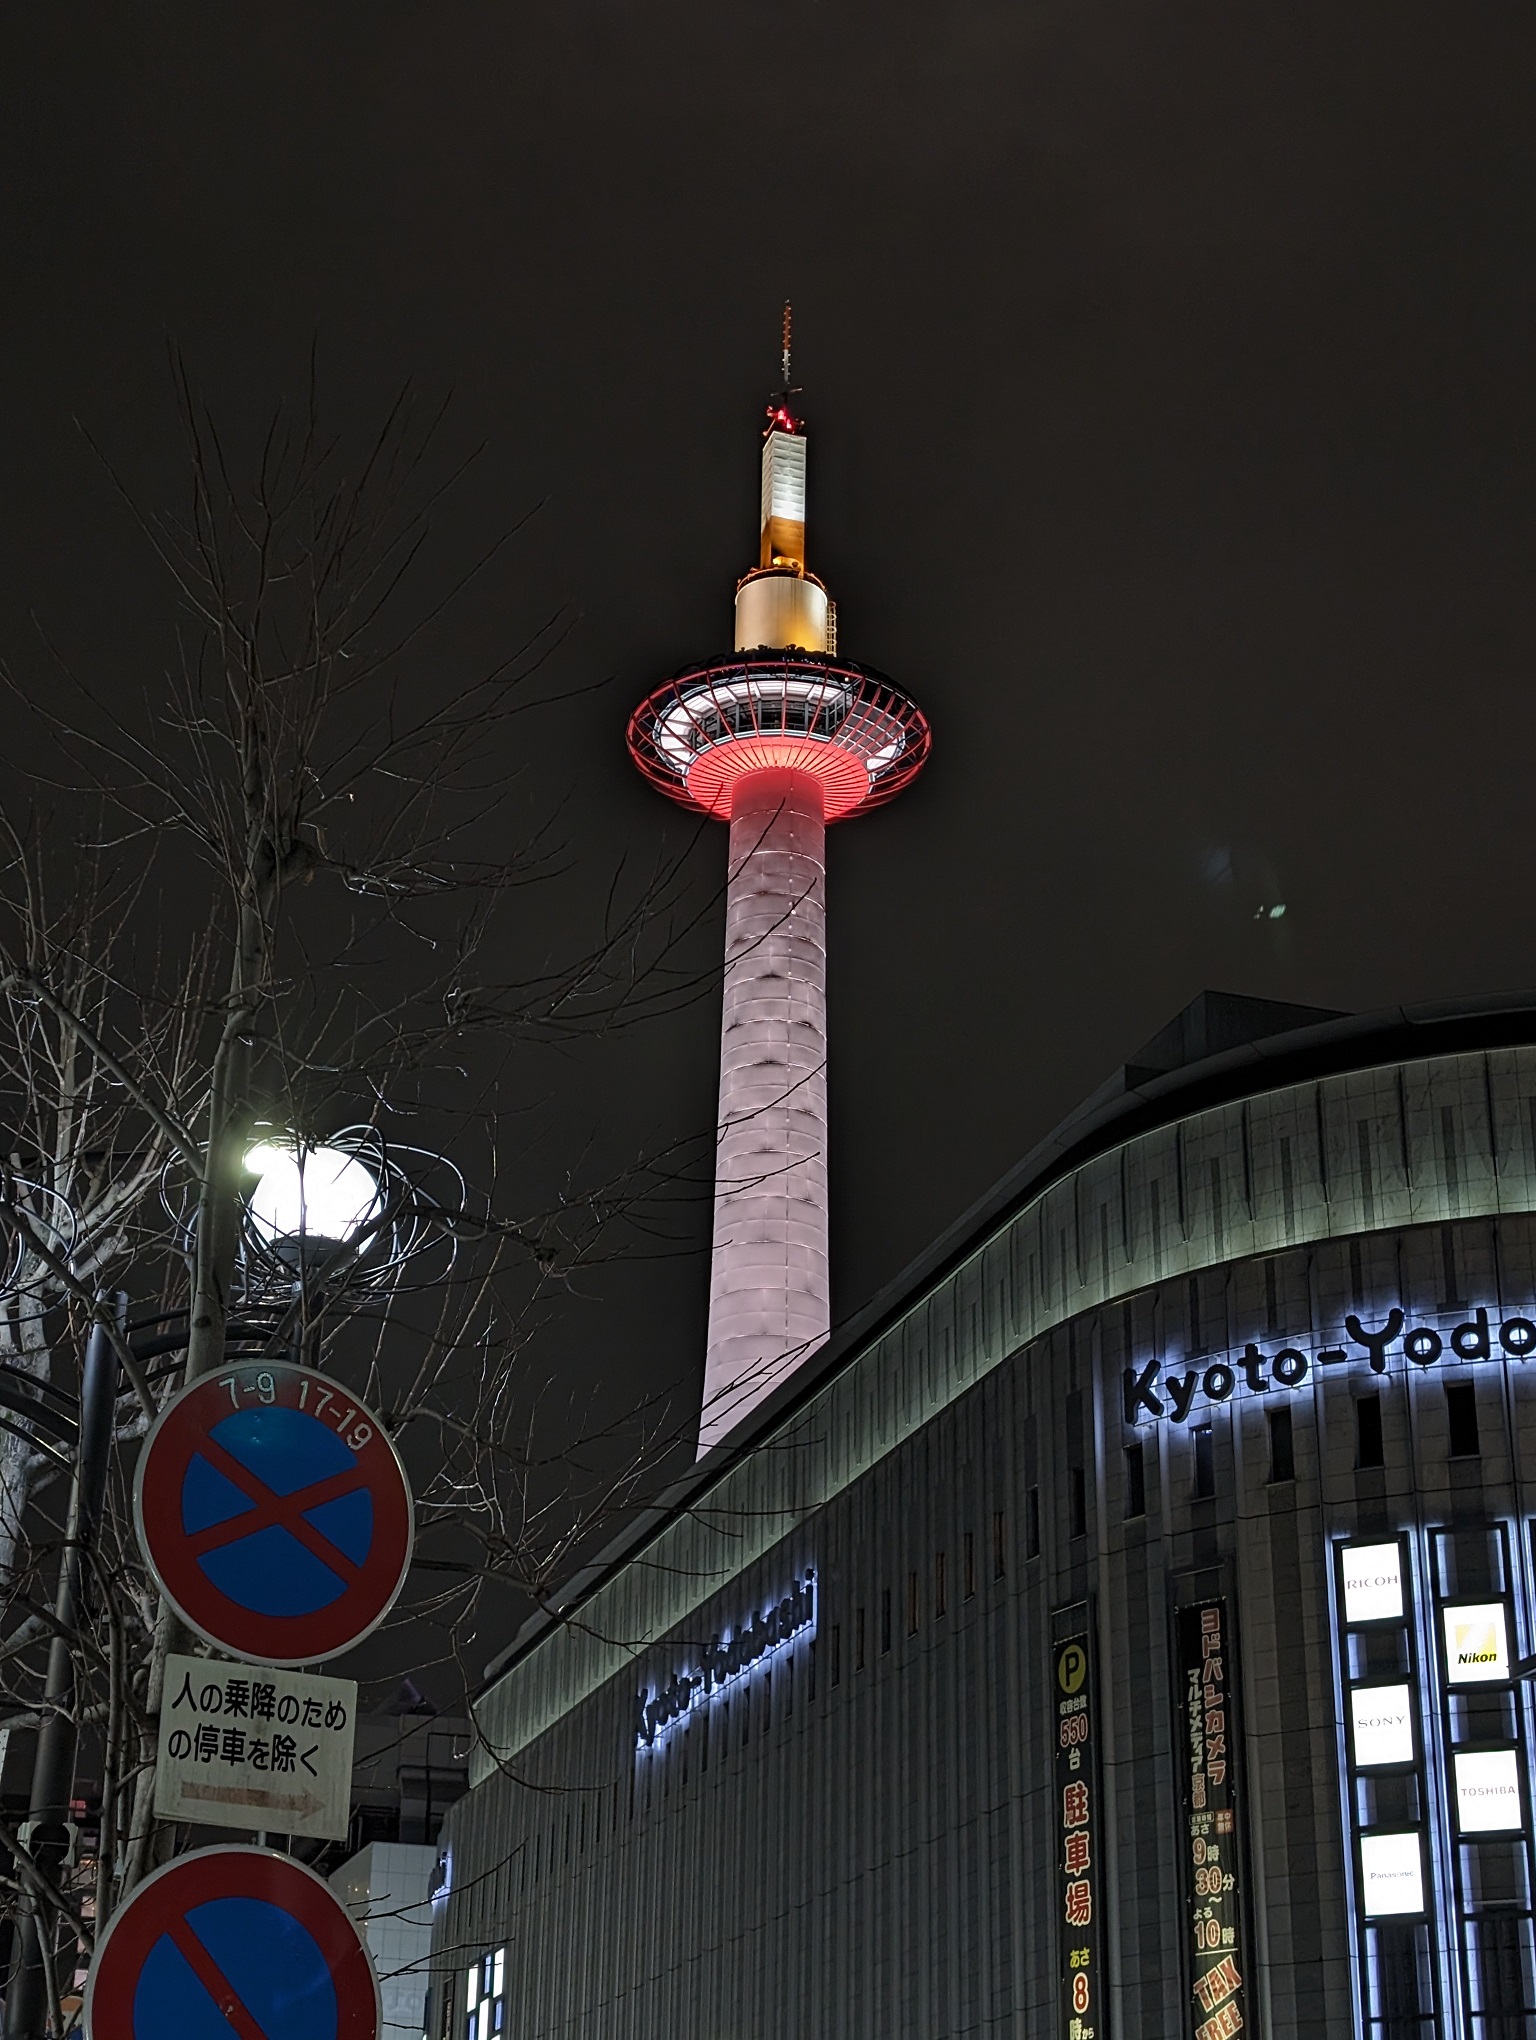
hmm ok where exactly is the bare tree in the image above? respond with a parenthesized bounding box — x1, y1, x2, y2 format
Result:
(0, 363, 712, 2030)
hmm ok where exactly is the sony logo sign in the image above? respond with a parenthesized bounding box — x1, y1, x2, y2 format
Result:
(635, 1573, 815, 1749)
(1124, 1306, 1536, 1426)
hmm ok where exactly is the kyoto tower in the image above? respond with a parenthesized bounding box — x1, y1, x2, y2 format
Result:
(627, 310, 931, 1455)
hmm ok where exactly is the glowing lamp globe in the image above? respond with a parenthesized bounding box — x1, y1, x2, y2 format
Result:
(245, 1142, 382, 1252)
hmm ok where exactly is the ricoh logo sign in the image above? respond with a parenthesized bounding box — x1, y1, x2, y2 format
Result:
(1123, 1304, 1536, 1426)
(634, 1573, 815, 1750)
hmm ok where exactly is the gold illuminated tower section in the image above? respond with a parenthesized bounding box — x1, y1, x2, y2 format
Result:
(628, 312, 931, 1455)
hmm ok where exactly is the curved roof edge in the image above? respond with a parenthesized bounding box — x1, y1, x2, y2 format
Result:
(480, 986, 1536, 1691)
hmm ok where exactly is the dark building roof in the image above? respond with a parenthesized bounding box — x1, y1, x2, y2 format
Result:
(483, 986, 1536, 1686)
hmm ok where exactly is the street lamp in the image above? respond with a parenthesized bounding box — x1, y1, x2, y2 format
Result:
(244, 1139, 383, 1273)
(235, 1127, 463, 1321)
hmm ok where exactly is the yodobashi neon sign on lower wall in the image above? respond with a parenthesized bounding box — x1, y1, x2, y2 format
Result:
(1124, 1304, 1536, 1427)
(634, 1572, 815, 1750)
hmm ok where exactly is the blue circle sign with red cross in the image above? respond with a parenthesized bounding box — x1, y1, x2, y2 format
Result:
(85, 1845, 380, 2040)
(135, 1361, 413, 1666)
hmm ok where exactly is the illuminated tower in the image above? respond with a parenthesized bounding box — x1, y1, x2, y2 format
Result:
(628, 311, 931, 1456)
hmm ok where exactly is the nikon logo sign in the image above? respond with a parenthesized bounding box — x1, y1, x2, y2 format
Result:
(1123, 1305, 1536, 1426)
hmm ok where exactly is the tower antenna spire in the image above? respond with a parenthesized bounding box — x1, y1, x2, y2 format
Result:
(781, 299, 793, 389)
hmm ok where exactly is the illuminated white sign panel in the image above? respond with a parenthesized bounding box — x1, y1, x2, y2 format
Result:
(1350, 1684, 1414, 1768)
(1455, 1750, 1524, 1834)
(635, 1573, 815, 1749)
(1359, 1832, 1425, 1916)
(1341, 1544, 1405, 1625)
(1443, 1603, 1510, 1685)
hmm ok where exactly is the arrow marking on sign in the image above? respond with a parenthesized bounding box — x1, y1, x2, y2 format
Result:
(186, 1433, 367, 1587)
(179, 1784, 327, 1819)
(164, 1917, 273, 2040)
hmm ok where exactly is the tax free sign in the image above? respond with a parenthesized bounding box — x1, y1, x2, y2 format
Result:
(1123, 1304, 1536, 1428)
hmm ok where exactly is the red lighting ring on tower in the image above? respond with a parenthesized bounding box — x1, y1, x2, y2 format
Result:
(626, 653, 931, 821)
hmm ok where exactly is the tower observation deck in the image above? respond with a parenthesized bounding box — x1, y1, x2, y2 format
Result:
(627, 312, 931, 1455)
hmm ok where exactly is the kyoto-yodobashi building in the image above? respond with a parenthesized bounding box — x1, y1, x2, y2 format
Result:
(432, 986, 1536, 2039)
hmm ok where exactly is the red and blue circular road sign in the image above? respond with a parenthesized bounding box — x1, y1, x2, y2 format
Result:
(134, 1361, 413, 1667)
(85, 1845, 380, 2040)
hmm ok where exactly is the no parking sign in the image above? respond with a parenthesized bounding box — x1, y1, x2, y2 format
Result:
(84, 1846, 379, 2040)
(135, 1361, 412, 1666)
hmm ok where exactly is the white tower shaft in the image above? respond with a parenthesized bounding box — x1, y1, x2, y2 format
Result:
(699, 766, 830, 1455)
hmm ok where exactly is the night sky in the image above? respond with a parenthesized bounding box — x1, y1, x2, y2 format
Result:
(5, 5, 1536, 1541)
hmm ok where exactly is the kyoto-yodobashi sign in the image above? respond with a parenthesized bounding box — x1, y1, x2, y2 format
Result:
(635, 1572, 815, 1748)
(84, 1845, 380, 2040)
(154, 1654, 358, 1840)
(1123, 1304, 1536, 1428)
(135, 1361, 413, 1666)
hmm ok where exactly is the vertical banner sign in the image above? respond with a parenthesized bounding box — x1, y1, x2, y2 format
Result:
(1176, 1600, 1251, 2040)
(1054, 1618, 1104, 2040)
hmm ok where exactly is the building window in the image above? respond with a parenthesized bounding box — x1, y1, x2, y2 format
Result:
(1446, 1382, 1480, 1458)
(1366, 1921, 1434, 2034)
(998, 1506, 1013, 1574)
(906, 1571, 919, 1635)
(855, 1608, 866, 1672)
(880, 1588, 892, 1654)
(1269, 1406, 1294, 1483)
(830, 1624, 841, 1686)
(466, 1949, 506, 2040)
(963, 1532, 976, 1599)
(1124, 1442, 1146, 1518)
(1069, 1466, 1087, 1539)
(934, 1551, 947, 1617)
(1193, 1422, 1215, 1499)
(1022, 1492, 1037, 1562)
(1356, 1394, 1385, 1469)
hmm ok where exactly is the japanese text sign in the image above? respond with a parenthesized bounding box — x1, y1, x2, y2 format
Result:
(155, 1653, 357, 1840)
(1176, 1600, 1251, 2040)
(1054, 1614, 1104, 2040)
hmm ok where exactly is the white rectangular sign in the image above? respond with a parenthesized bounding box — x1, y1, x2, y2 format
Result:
(1341, 1543, 1404, 1625)
(1455, 1749, 1524, 1834)
(1443, 1603, 1510, 1686)
(155, 1653, 357, 1841)
(1350, 1684, 1415, 1768)
(1359, 1831, 1425, 1916)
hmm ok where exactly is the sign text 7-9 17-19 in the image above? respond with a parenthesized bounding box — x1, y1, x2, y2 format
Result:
(134, 1360, 414, 1666)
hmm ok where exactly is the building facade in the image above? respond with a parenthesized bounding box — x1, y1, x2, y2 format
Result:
(434, 992, 1536, 2039)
